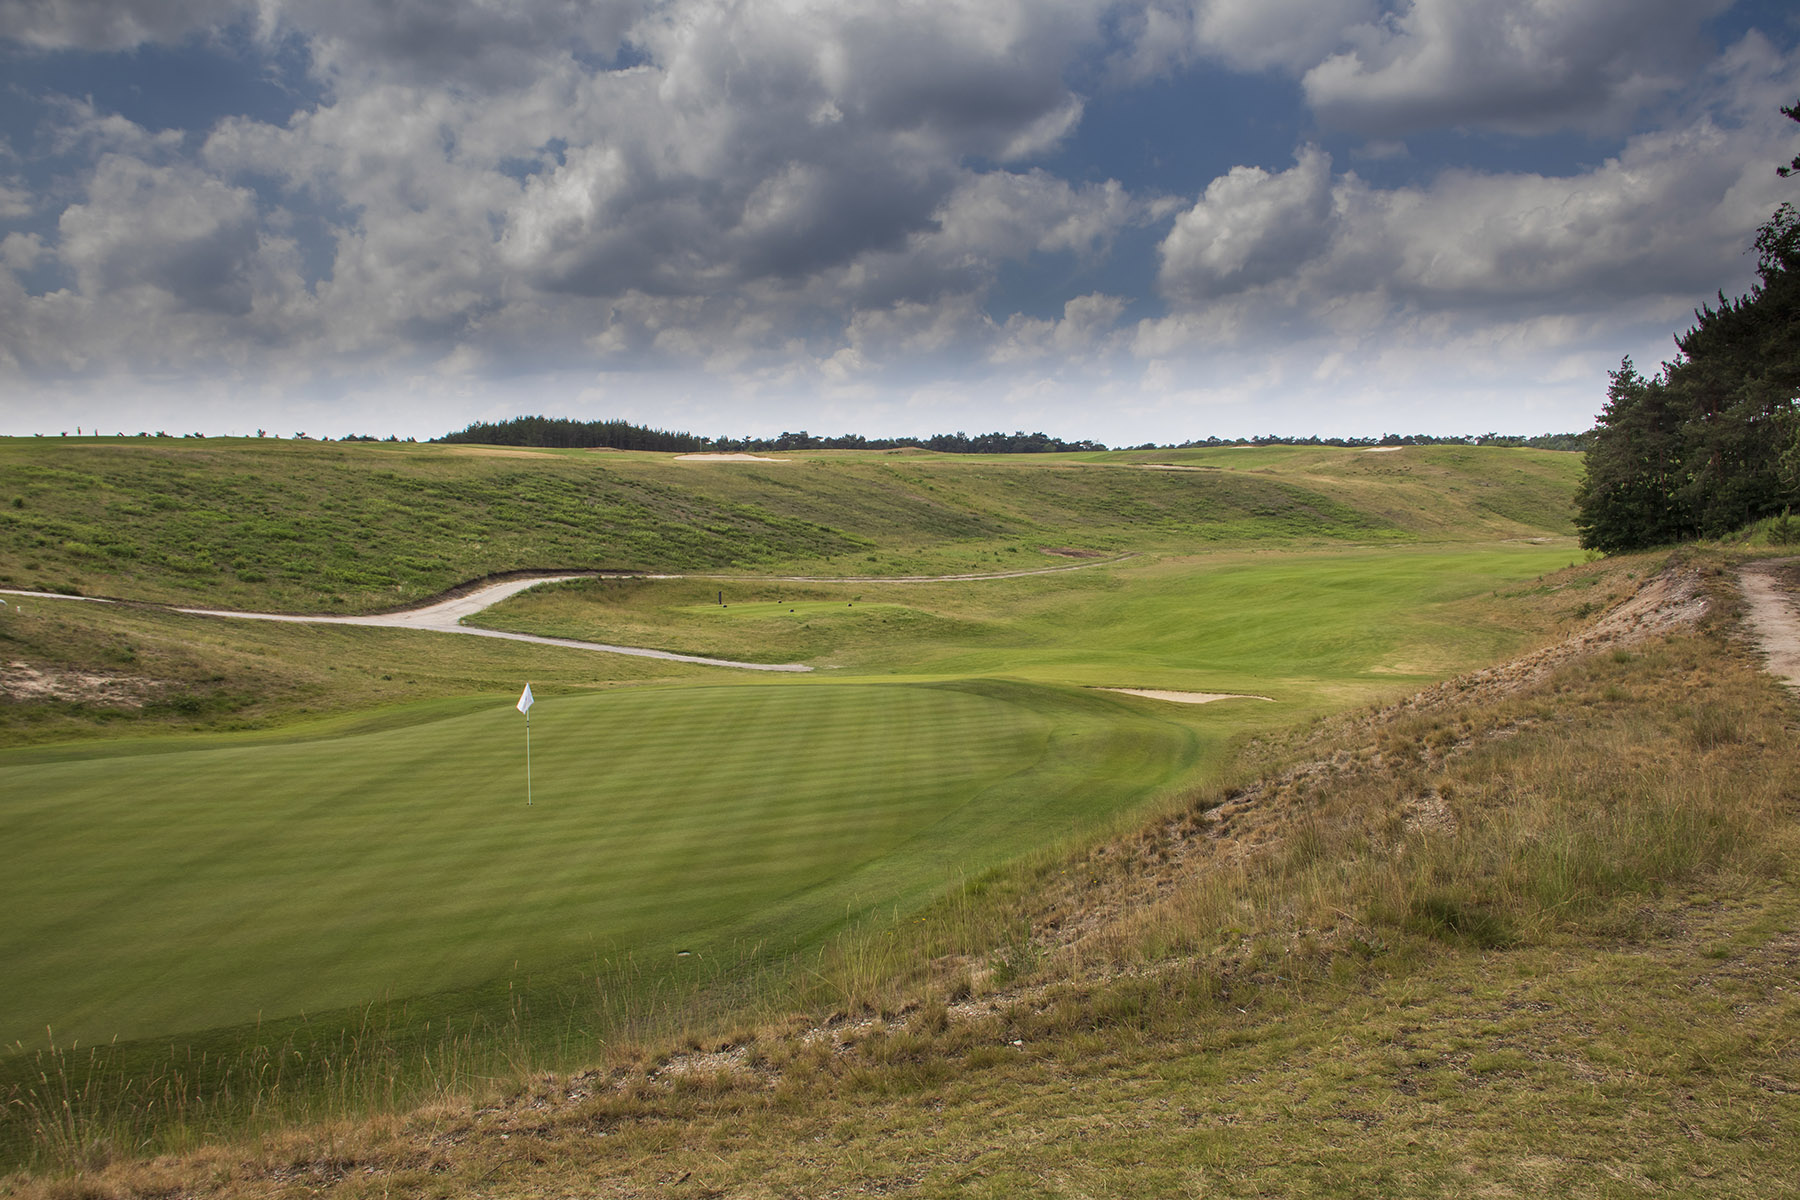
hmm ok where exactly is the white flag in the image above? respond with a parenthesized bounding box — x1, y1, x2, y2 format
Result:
(516, 683, 534, 714)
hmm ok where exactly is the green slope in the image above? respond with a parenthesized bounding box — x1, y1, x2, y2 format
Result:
(0, 439, 1580, 613)
(476, 543, 1581, 697)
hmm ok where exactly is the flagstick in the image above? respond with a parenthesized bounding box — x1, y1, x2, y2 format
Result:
(516, 683, 536, 806)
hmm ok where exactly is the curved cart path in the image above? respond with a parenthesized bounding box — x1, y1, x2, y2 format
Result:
(4, 576, 808, 673)
(0, 555, 1126, 674)
(1738, 560, 1800, 688)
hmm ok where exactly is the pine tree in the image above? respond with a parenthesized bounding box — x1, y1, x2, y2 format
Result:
(1576, 359, 1693, 551)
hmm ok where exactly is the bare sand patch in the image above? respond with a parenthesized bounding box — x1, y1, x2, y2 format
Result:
(673, 453, 790, 462)
(1362, 446, 1405, 453)
(1098, 688, 1274, 704)
(2, 661, 161, 706)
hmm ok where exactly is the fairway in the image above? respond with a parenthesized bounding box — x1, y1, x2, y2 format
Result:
(0, 680, 1198, 1048)
(477, 543, 1583, 702)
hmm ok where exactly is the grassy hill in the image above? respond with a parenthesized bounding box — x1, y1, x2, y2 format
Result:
(0, 438, 1579, 613)
(0, 439, 1583, 748)
(1, 435, 1677, 1188)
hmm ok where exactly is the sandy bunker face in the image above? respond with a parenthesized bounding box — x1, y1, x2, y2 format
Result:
(1098, 688, 1274, 704)
(673, 453, 790, 462)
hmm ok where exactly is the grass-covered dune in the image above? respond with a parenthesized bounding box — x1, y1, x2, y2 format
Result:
(0, 438, 1580, 613)
(0, 435, 1608, 1180)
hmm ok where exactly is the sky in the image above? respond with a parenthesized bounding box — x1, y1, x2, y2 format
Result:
(2, 0, 1799, 445)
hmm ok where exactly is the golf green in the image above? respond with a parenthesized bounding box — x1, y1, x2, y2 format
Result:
(1, 679, 1198, 1048)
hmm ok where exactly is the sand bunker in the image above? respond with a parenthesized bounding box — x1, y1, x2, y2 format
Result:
(1098, 688, 1274, 704)
(673, 453, 790, 462)
(1362, 446, 1405, 453)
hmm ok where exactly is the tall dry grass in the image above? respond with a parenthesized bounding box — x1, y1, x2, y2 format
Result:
(1054, 631, 1799, 988)
(787, 619, 1799, 1040)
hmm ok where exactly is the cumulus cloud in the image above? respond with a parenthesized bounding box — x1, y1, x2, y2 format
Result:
(279, 0, 648, 92)
(187, 0, 1126, 372)
(925, 170, 1134, 266)
(991, 293, 1129, 363)
(58, 154, 263, 313)
(0, 182, 34, 220)
(1149, 32, 1800, 362)
(1112, 0, 1738, 137)
(1302, 0, 1735, 135)
(1158, 146, 1333, 302)
(0, 0, 253, 50)
(0, 231, 46, 270)
(2, 0, 1797, 442)
(1114, 0, 1375, 78)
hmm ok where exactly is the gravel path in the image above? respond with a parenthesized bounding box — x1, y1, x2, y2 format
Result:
(1738, 560, 1800, 688)
(178, 575, 815, 672)
(4, 577, 809, 673)
(0, 556, 1128, 674)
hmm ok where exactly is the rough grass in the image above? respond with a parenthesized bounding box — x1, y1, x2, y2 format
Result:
(9, 556, 1795, 1196)
(0, 600, 719, 745)
(0, 439, 1577, 613)
(1102, 442, 1585, 537)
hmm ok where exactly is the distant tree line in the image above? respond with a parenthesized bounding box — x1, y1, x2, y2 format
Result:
(1163, 432, 1592, 451)
(436, 417, 709, 451)
(434, 417, 1106, 454)
(1575, 101, 1800, 552)
(435, 416, 1589, 456)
